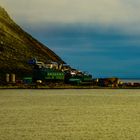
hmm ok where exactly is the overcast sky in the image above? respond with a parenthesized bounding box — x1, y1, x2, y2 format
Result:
(1, 0, 140, 28)
(1, 0, 140, 78)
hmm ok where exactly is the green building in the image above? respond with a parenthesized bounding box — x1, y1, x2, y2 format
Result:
(33, 68, 65, 82)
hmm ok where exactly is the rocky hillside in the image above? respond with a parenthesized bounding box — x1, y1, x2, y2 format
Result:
(0, 6, 65, 79)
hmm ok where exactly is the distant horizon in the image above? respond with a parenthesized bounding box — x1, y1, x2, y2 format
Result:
(1, 0, 140, 78)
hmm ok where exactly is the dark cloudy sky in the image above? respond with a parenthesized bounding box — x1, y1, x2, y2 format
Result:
(1, 0, 140, 78)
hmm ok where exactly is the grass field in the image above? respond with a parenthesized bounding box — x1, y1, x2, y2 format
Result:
(0, 89, 140, 140)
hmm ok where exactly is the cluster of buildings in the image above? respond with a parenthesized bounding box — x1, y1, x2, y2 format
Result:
(1, 58, 140, 88)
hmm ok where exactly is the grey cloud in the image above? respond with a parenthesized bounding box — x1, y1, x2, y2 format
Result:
(1, 0, 140, 27)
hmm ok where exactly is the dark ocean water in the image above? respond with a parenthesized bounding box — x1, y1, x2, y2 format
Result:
(121, 79, 140, 83)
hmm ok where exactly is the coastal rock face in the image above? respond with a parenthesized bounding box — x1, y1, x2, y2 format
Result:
(0, 6, 64, 78)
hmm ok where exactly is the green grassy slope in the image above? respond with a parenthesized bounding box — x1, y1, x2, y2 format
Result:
(0, 6, 65, 79)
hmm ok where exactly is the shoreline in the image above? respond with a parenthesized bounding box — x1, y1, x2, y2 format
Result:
(0, 85, 140, 89)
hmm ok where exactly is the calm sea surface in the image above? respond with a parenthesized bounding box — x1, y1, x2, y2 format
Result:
(0, 89, 140, 94)
(0, 89, 140, 140)
(121, 79, 140, 83)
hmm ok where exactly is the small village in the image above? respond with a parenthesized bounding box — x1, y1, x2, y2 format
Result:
(0, 58, 140, 89)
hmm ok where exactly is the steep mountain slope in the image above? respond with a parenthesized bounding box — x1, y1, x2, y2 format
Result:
(0, 6, 65, 78)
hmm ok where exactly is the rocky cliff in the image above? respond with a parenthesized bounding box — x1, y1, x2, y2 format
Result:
(0, 6, 65, 79)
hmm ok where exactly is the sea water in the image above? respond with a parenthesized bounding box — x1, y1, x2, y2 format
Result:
(121, 78, 140, 83)
(0, 89, 140, 140)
